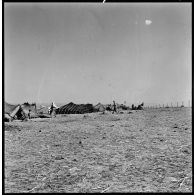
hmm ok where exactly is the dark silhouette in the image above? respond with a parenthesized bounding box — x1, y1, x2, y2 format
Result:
(28, 109, 31, 119)
(132, 104, 137, 110)
(132, 102, 144, 110)
(106, 104, 112, 111)
(137, 102, 144, 110)
(50, 102, 56, 117)
(112, 101, 117, 114)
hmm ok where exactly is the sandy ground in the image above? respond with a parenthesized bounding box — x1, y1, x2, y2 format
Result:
(4, 108, 192, 193)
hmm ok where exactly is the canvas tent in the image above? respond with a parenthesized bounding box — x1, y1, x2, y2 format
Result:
(56, 102, 96, 114)
(94, 103, 105, 112)
(4, 102, 26, 121)
(20, 102, 37, 117)
(37, 105, 49, 114)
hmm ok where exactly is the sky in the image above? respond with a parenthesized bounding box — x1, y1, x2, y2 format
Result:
(4, 3, 192, 106)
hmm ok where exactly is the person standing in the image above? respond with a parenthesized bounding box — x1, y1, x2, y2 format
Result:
(50, 102, 56, 117)
(112, 100, 117, 114)
(28, 109, 31, 119)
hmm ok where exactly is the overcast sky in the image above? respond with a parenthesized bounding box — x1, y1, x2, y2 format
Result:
(5, 3, 191, 106)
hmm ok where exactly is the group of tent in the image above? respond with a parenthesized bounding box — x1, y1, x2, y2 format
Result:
(4, 101, 144, 122)
(4, 102, 51, 122)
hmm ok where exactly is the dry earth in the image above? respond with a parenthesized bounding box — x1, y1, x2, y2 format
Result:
(4, 108, 192, 193)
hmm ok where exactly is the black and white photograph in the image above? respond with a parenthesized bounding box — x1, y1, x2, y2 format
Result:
(4, 2, 192, 193)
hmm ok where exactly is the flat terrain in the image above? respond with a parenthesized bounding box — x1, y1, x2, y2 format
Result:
(4, 108, 192, 193)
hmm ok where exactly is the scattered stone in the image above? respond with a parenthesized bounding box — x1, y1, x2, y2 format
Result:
(158, 145, 168, 150)
(164, 176, 178, 183)
(143, 186, 153, 192)
(69, 167, 80, 175)
(185, 127, 188, 130)
(54, 155, 64, 160)
(181, 148, 190, 154)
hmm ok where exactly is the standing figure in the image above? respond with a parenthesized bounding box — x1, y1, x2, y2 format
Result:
(112, 100, 117, 114)
(50, 102, 56, 117)
(28, 109, 31, 119)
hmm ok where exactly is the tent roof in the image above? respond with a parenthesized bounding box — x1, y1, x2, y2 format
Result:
(4, 102, 20, 115)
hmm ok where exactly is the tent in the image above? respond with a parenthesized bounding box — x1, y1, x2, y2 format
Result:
(4, 102, 26, 121)
(94, 103, 105, 112)
(19, 102, 38, 118)
(56, 102, 96, 114)
(37, 105, 49, 114)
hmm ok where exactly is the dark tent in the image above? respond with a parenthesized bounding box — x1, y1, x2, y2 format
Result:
(56, 102, 96, 114)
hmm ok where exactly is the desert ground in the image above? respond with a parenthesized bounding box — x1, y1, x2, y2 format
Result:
(4, 107, 192, 193)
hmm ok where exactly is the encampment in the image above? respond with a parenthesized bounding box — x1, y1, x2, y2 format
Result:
(4, 102, 51, 122)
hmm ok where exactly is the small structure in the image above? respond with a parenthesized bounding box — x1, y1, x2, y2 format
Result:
(94, 103, 106, 112)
